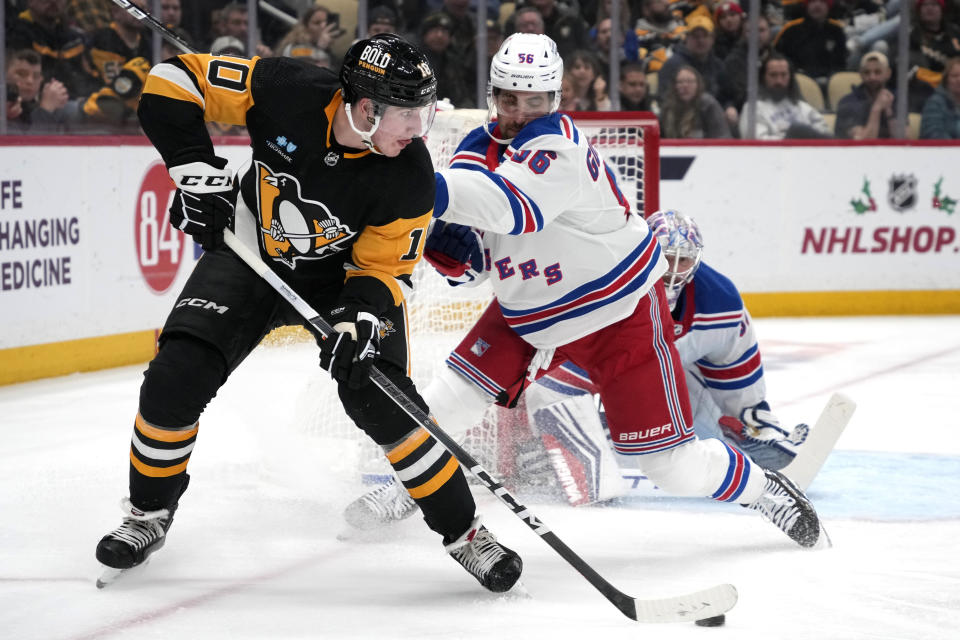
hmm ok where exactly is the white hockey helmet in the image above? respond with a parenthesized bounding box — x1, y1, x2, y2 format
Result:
(486, 33, 563, 140)
(646, 210, 704, 310)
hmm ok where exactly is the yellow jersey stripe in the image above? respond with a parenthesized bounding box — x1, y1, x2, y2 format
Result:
(346, 210, 432, 306)
(129, 451, 191, 477)
(407, 456, 460, 499)
(386, 427, 431, 463)
(144, 62, 205, 108)
(135, 413, 198, 443)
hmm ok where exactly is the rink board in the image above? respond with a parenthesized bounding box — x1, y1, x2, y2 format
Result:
(1, 138, 959, 384)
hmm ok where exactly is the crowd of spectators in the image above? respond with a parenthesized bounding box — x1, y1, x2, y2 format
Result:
(4, 0, 960, 138)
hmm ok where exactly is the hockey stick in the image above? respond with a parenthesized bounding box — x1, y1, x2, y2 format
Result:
(782, 393, 856, 491)
(223, 230, 736, 623)
(113, 0, 737, 620)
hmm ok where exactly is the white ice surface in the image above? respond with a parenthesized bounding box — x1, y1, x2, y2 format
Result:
(1, 316, 959, 639)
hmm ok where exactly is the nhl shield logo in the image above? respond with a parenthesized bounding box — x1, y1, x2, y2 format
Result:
(888, 174, 918, 212)
(324, 152, 340, 167)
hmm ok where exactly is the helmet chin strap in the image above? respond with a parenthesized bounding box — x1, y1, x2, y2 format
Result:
(484, 101, 515, 145)
(344, 102, 384, 155)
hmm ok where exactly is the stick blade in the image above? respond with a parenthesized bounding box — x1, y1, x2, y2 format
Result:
(630, 583, 738, 624)
(783, 393, 856, 491)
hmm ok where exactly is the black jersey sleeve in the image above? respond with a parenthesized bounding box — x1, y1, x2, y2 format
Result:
(137, 53, 260, 165)
(338, 143, 437, 316)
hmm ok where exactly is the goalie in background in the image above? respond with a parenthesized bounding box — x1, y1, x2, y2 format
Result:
(93, 32, 521, 594)
(345, 32, 826, 551)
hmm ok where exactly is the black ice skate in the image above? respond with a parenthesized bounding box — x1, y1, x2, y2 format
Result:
(343, 476, 418, 530)
(746, 469, 824, 548)
(95, 497, 176, 587)
(446, 517, 523, 593)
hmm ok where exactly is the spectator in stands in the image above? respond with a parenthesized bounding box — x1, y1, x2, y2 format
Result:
(81, 56, 152, 131)
(162, 0, 182, 30)
(419, 12, 475, 108)
(835, 51, 898, 138)
(220, 2, 274, 57)
(275, 5, 341, 64)
(367, 5, 400, 36)
(5, 48, 80, 133)
(659, 65, 731, 137)
(909, 0, 960, 111)
(634, 0, 685, 73)
(713, 1, 745, 60)
(567, 49, 612, 110)
(773, 0, 848, 82)
(512, 5, 547, 34)
(67, 0, 112, 34)
(657, 15, 727, 103)
(439, 0, 478, 61)
(520, 0, 590, 58)
(8, 0, 101, 98)
(920, 56, 960, 138)
(620, 61, 658, 112)
(559, 71, 579, 111)
(210, 35, 246, 57)
(87, 0, 152, 85)
(831, 0, 886, 66)
(722, 13, 773, 115)
(590, 16, 641, 77)
(464, 18, 507, 102)
(741, 52, 832, 138)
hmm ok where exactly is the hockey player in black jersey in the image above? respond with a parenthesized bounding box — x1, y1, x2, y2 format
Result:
(94, 33, 522, 594)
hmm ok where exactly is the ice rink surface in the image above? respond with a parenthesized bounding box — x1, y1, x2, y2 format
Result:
(2, 316, 959, 640)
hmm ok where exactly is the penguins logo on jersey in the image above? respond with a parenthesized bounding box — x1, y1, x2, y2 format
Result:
(255, 162, 356, 269)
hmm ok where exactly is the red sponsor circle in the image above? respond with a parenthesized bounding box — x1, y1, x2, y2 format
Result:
(135, 161, 186, 293)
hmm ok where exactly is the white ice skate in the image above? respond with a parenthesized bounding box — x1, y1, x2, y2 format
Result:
(342, 477, 418, 530)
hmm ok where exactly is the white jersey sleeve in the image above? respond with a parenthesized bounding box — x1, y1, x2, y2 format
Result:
(433, 113, 665, 348)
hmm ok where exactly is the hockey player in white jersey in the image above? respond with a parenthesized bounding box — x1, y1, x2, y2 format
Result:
(529, 210, 808, 472)
(644, 209, 808, 469)
(345, 33, 825, 549)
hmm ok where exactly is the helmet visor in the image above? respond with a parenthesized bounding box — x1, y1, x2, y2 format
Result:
(489, 88, 556, 120)
(375, 100, 438, 139)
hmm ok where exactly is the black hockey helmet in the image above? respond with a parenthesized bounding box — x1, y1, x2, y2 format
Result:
(339, 34, 437, 108)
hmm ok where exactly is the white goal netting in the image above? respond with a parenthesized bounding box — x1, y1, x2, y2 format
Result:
(288, 110, 660, 482)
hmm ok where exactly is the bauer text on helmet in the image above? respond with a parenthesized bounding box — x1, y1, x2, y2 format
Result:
(487, 33, 563, 141)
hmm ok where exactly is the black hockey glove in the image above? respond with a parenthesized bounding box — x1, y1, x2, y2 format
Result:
(319, 306, 381, 390)
(167, 155, 237, 251)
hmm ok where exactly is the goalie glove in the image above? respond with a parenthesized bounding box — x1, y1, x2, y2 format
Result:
(424, 220, 485, 286)
(167, 154, 238, 251)
(319, 306, 381, 390)
(719, 402, 809, 470)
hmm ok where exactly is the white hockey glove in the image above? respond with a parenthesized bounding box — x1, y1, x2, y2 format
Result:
(718, 402, 809, 470)
(167, 155, 237, 251)
(319, 306, 381, 390)
(423, 220, 485, 286)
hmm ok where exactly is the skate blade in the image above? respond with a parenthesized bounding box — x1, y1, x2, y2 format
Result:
(813, 522, 833, 550)
(96, 558, 150, 589)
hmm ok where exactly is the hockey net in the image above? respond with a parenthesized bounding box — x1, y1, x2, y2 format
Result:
(296, 110, 660, 482)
